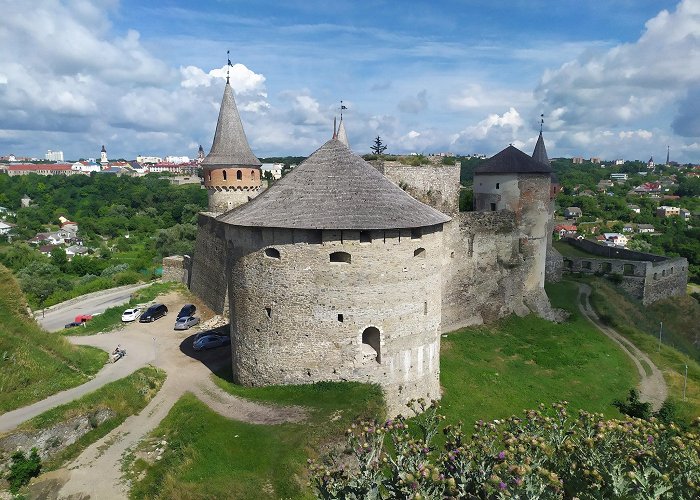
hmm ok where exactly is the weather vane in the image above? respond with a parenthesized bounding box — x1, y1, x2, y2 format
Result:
(226, 50, 233, 84)
(340, 100, 347, 119)
(540, 113, 544, 133)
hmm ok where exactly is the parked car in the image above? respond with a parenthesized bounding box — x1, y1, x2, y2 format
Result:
(121, 308, 141, 322)
(193, 334, 230, 351)
(139, 304, 168, 323)
(64, 321, 83, 329)
(174, 315, 200, 330)
(177, 304, 197, 319)
(74, 314, 92, 323)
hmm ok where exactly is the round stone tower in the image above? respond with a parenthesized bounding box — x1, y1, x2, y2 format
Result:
(217, 139, 451, 416)
(473, 145, 552, 302)
(201, 80, 262, 213)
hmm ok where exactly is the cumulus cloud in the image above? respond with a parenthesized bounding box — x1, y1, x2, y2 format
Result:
(536, 0, 700, 138)
(398, 89, 428, 114)
(449, 108, 524, 154)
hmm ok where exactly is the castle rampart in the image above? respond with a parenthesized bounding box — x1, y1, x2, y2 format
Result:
(189, 213, 229, 315)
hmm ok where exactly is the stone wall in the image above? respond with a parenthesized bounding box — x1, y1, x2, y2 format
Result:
(377, 162, 461, 215)
(224, 224, 444, 416)
(189, 213, 228, 314)
(561, 254, 688, 305)
(562, 238, 667, 262)
(545, 246, 563, 283)
(440, 212, 529, 332)
(207, 187, 260, 214)
(161, 255, 190, 285)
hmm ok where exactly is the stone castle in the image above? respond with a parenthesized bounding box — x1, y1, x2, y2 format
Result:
(186, 80, 564, 416)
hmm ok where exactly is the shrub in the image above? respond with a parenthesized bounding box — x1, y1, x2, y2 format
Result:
(101, 263, 129, 277)
(7, 448, 42, 493)
(613, 388, 652, 420)
(309, 400, 700, 499)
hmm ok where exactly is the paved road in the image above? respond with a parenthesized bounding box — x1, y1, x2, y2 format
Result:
(37, 283, 150, 332)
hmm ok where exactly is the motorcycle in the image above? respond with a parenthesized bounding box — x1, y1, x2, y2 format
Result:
(110, 347, 127, 363)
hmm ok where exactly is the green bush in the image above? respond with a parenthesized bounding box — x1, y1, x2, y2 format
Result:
(7, 448, 41, 493)
(310, 401, 700, 499)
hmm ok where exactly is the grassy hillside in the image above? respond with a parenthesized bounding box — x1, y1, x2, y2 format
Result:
(0, 265, 106, 413)
(440, 280, 638, 424)
(588, 277, 700, 423)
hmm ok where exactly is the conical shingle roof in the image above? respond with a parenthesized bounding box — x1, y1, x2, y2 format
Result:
(218, 139, 450, 230)
(475, 145, 552, 175)
(532, 131, 549, 166)
(202, 82, 261, 167)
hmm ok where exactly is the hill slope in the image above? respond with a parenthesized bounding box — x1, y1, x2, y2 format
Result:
(0, 265, 106, 414)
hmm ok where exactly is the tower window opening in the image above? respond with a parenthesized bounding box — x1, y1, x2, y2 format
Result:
(265, 306, 271, 318)
(208, 171, 212, 181)
(414, 247, 426, 258)
(490, 203, 497, 211)
(338, 313, 344, 322)
(360, 231, 371, 243)
(251, 170, 255, 179)
(361, 327, 381, 363)
(496, 182, 500, 189)
(222, 170, 227, 180)
(411, 228, 422, 240)
(330, 251, 351, 264)
(264, 247, 280, 259)
(424, 301, 428, 315)
(236, 170, 242, 180)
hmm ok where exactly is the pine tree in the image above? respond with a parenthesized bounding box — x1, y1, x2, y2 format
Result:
(370, 136, 388, 155)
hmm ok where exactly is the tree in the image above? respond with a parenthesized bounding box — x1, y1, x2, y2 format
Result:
(370, 136, 388, 155)
(50, 247, 68, 272)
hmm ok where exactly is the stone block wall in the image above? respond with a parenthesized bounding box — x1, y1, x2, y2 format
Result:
(643, 259, 688, 305)
(224, 224, 444, 416)
(189, 213, 228, 314)
(441, 212, 529, 332)
(545, 247, 563, 283)
(377, 162, 461, 215)
(161, 255, 190, 285)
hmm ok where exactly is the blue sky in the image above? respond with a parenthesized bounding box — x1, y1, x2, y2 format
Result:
(2, 0, 699, 163)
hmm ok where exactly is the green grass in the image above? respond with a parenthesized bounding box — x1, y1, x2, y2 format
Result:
(15, 366, 166, 470)
(0, 265, 107, 413)
(70, 281, 183, 336)
(587, 277, 700, 424)
(439, 280, 639, 425)
(128, 382, 384, 500)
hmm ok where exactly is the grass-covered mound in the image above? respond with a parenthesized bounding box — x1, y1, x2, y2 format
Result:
(0, 264, 106, 413)
(440, 280, 638, 425)
(128, 383, 385, 499)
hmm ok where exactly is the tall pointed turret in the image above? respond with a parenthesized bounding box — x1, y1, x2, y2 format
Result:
(100, 145, 108, 166)
(337, 116, 349, 148)
(532, 115, 549, 166)
(202, 80, 262, 213)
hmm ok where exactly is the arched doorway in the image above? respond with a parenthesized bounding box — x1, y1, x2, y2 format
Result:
(362, 327, 381, 363)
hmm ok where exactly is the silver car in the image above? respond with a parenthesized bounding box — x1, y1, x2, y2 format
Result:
(174, 315, 200, 330)
(193, 334, 230, 351)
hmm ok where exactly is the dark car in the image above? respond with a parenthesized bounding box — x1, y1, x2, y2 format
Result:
(193, 334, 230, 351)
(139, 303, 168, 323)
(64, 321, 83, 329)
(177, 304, 197, 319)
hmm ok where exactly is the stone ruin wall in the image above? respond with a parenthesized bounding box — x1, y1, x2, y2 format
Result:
(189, 213, 229, 315)
(377, 162, 461, 215)
(560, 238, 688, 305)
(441, 212, 529, 331)
(161, 255, 191, 286)
(224, 224, 444, 416)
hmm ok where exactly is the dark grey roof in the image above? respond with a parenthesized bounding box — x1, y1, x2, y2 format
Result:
(218, 139, 450, 230)
(202, 82, 261, 168)
(532, 131, 549, 166)
(475, 145, 552, 174)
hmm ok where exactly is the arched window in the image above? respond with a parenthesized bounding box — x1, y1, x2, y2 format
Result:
(236, 170, 242, 180)
(362, 327, 381, 363)
(208, 171, 212, 181)
(251, 170, 255, 179)
(414, 248, 426, 258)
(222, 170, 227, 180)
(264, 248, 280, 259)
(330, 251, 351, 264)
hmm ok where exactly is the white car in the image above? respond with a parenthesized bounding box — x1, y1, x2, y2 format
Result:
(121, 308, 141, 322)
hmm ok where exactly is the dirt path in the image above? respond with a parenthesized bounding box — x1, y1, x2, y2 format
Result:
(577, 283, 668, 411)
(18, 291, 306, 499)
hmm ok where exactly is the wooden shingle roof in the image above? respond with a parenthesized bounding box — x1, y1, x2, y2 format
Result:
(476, 145, 552, 175)
(218, 139, 451, 230)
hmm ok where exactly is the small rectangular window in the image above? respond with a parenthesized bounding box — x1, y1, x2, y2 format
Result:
(424, 302, 428, 315)
(490, 203, 496, 211)
(411, 228, 422, 240)
(337, 313, 344, 322)
(496, 182, 500, 189)
(360, 231, 371, 243)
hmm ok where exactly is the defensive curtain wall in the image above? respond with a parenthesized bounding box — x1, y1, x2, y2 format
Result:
(189, 213, 229, 315)
(222, 224, 443, 416)
(559, 238, 688, 305)
(377, 162, 534, 330)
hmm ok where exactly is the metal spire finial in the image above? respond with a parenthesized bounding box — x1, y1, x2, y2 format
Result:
(226, 50, 232, 84)
(540, 113, 544, 133)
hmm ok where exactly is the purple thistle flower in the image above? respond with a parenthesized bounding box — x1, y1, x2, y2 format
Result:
(498, 481, 507, 490)
(497, 451, 506, 460)
(647, 435, 654, 444)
